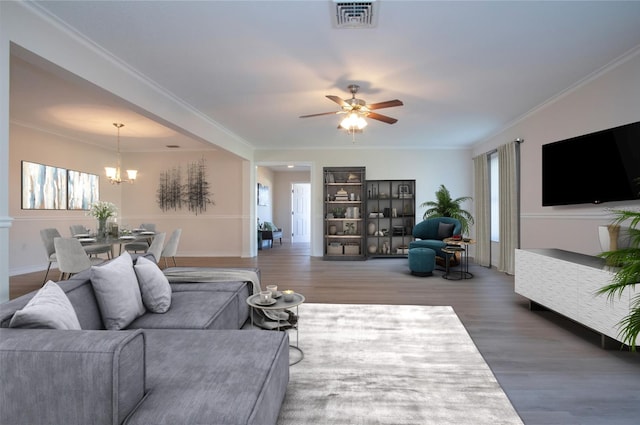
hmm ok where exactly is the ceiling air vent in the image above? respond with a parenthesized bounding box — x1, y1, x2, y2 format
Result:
(332, 0, 378, 29)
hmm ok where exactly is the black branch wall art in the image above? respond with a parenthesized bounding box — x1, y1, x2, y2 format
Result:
(157, 158, 213, 214)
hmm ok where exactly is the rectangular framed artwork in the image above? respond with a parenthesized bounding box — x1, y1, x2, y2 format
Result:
(21, 161, 67, 210)
(68, 169, 99, 210)
(258, 183, 269, 206)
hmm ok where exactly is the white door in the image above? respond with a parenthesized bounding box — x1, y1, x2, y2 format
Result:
(291, 183, 310, 243)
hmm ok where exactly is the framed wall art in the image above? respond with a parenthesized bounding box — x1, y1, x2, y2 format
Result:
(257, 183, 269, 206)
(21, 161, 67, 210)
(68, 169, 99, 210)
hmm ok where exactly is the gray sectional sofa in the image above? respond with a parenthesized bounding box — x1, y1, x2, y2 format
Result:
(0, 253, 289, 425)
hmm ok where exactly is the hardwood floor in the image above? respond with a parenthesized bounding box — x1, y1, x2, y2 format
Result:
(9, 242, 640, 424)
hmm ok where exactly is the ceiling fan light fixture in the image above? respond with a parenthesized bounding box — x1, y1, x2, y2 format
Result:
(340, 112, 368, 131)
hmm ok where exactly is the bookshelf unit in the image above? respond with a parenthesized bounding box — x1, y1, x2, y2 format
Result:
(323, 166, 366, 260)
(365, 179, 416, 258)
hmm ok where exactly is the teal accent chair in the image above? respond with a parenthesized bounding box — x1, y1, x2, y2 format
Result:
(409, 217, 462, 259)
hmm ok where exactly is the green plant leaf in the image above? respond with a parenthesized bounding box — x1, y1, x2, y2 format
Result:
(419, 184, 474, 235)
(597, 208, 640, 350)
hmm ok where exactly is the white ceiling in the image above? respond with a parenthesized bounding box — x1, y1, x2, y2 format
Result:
(11, 1, 640, 157)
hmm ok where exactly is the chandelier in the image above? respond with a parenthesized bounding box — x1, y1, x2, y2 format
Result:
(105, 123, 137, 184)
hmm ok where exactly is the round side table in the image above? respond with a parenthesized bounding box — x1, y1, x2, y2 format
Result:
(246, 292, 305, 365)
(443, 237, 476, 279)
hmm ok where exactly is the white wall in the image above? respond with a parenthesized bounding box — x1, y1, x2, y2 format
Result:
(256, 148, 473, 256)
(473, 48, 640, 256)
(9, 124, 247, 275)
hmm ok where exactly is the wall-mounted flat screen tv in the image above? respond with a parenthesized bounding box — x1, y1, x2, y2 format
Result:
(542, 120, 640, 206)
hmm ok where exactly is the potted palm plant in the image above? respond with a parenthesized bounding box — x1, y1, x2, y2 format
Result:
(597, 209, 640, 350)
(420, 184, 474, 235)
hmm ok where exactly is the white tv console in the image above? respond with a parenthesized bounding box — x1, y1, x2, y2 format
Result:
(515, 248, 637, 349)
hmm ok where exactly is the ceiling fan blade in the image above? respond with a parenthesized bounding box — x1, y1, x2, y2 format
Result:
(368, 112, 398, 124)
(299, 111, 340, 118)
(326, 95, 349, 107)
(367, 99, 403, 110)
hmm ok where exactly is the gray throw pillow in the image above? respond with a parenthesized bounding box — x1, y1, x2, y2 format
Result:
(134, 255, 172, 313)
(437, 222, 455, 239)
(9, 281, 81, 330)
(91, 252, 146, 330)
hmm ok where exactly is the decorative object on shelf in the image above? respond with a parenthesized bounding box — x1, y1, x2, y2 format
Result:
(597, 209, 640, 350)
(397, 245, 409, 255)
(343, 243, 360, 255)
(157, 158, 213, 214)
(324, 173, 335, 184)
(368, 244, 377, 254)
(368, 222, 376, 235)
(343, 221, 357, 235)
(329, 225, 337, 235)
(105, 123, 137, 185)
(598, 224, 631, 252)
(335, 188, 349, 201)
(87, 200, 117, 239)
(398, 184, 412, 198)
(420, 184, 474, 236)
(332, 207, 346, 218)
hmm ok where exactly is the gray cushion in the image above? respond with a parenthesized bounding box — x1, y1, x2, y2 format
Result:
(8, 281, 81, 330)
(437, 222, 455, 239)
(0, 328, 145, 425)
(91, 252, 146, 330)
(128, 291, 239, 330)
(134, 255, 172, 313)
(125, 329, 289, 425)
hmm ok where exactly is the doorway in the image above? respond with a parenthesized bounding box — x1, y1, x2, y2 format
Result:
(291, 183, 310, 243)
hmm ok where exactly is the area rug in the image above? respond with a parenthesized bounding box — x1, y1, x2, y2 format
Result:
(277, 304, 523, 425)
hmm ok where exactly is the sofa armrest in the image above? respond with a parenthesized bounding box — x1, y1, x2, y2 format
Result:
(0, 329, 145, 425)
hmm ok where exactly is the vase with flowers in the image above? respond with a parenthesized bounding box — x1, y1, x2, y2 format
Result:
(87, 201, 118, 239)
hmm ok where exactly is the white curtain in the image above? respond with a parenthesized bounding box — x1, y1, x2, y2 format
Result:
(498, 142, 519, 274)
(473, 154, 491, 267)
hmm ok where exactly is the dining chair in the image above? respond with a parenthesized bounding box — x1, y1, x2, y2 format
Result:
(140, 223, 157, 232)
(40, 228, 61, 284)
(145, 232, 166, 264)
(161, 228, 182, 268)
(125, 223, 156, 252)
(69, 224, 89, 236)
(54, 237, 105, 280)
(70, 225, 112, 259)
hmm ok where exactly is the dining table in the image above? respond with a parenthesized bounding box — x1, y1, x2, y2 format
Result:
(76, 230, 156, 257)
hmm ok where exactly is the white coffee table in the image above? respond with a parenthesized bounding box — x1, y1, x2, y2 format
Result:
(246, 292, 305, 365)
